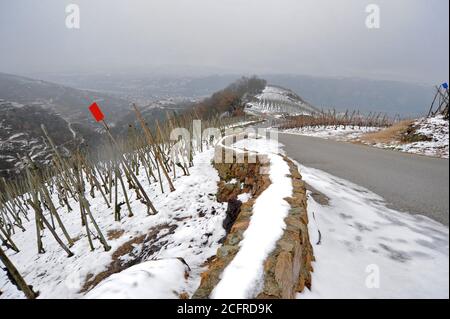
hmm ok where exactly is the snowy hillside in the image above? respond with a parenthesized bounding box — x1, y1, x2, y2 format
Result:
(0, 148, 227, 299)
(0, 100, 85, 177)
(0, 72, 130, 177)
(246, 85, 318, 116)
(0, 72, 130, 124)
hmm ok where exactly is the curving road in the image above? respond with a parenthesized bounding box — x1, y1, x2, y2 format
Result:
(278, 133, 449, 225)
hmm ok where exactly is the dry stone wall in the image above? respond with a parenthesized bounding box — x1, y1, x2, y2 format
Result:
(193, 136, 314, 299)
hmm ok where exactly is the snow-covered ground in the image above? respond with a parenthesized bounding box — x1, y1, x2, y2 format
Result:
(211, 135, 449, 299)
(368, 115, 449, 159)
(296, 164, 449, 299)
(0, 148, 227, 299)
(2, 132, 448, 299)
(282, 125, 381, 141)
(211, 136, 292, 299)
(85, 259, 188, 299)
(1, 133, 298, 300)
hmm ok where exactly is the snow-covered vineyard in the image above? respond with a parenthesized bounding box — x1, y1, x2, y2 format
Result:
(0, 125, 307, 299)
(246, 86, 319, 116)
(0, 105, 240, 299)
(1, 148, 227, 298)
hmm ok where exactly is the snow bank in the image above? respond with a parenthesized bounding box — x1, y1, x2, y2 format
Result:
(211, 137, 293, 299)
(296, 164, 449, 299)
(85, 259, 187, 299)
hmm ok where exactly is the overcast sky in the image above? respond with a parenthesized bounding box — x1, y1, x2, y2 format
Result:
(0, 0, 448, 84)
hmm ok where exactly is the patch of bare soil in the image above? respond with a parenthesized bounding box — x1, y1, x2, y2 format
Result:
(401, 125, 433, 143)
(359, 120, 414, 145)
(107, 229, 125, 240)
(80, 224, 177, 293)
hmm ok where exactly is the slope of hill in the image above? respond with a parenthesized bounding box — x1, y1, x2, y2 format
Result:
(111, 98, 192, 135)
(0, 72, 130, 124)
(264, 74, 436, 116)
(246, 85, 319, 116)
(0, 73, 132, 177)
(0, 100, 96, 177)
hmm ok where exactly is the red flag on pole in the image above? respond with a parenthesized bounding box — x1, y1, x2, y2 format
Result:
(89, 102, 105, 122)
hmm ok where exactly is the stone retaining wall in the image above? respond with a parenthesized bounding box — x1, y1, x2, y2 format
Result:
(192, 136, 314, 299)
(257, 156, 314, 299)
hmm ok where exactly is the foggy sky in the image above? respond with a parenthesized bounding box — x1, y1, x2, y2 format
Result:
(0, 0, 448, 84)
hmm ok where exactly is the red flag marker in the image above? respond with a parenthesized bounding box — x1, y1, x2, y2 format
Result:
(89, 102, 105, 122)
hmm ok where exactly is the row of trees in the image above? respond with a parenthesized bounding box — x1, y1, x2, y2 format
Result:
(191, 76, 266, 119)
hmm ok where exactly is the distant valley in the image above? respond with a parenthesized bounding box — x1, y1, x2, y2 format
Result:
(32, 72, 437, 116)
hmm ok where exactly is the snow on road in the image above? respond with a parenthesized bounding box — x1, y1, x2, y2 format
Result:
(296, 164, 449, 299)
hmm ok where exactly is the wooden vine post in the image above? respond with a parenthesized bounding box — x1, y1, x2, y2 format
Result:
(132, 103, 176, 192)
(0, 246, 38, 299)
(88, 102, 158, 215)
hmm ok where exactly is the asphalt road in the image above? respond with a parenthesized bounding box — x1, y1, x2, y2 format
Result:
(278, 133, 449, 225)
